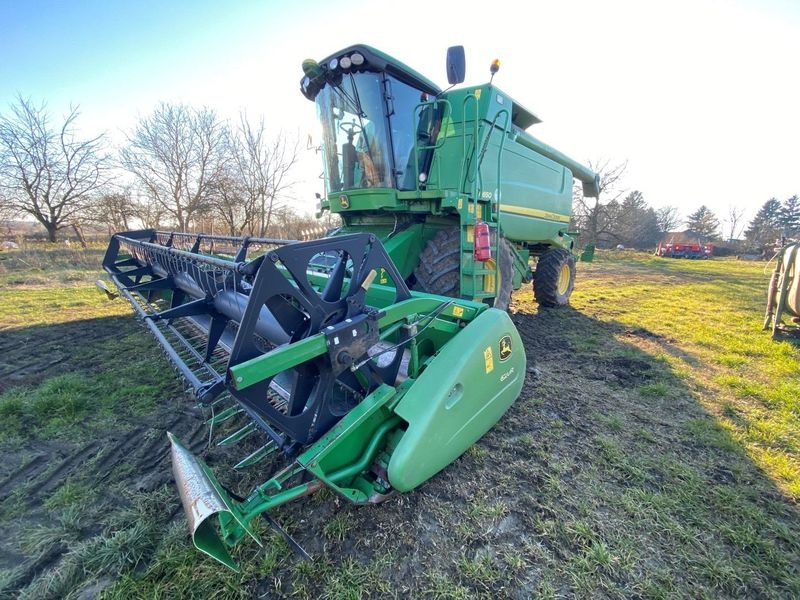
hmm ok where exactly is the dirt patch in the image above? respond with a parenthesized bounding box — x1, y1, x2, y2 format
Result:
(0, 316, 127, 393)
(2, 274, 799, 598)
(0, 314, 202, 584)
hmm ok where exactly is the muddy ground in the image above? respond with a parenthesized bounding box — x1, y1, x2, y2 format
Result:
(0, 256, 798, 599)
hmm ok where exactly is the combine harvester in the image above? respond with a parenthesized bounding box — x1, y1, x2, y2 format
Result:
(764, 241, 800, 338)
(102, 45, 598, 569)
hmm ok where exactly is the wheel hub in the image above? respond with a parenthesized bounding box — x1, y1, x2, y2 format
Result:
(557, 263, 571, 295)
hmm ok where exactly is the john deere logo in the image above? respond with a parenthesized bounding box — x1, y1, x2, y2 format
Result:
(499, 335, 512, 361)
(339, 194, 350, 209)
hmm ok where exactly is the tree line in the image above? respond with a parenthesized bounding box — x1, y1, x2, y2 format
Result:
(571, 160, 799, 252)
(2, 97, 797, 252)
(744, 197, 800, 250)
(0, 96, 318, 243)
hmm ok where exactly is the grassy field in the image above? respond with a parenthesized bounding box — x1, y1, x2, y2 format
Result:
(0, 246, 797, 599)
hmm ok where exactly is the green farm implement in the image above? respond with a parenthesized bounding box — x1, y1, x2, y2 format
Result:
(101, 45, 598, 569)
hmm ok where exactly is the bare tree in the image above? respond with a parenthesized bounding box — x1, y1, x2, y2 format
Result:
(208, 171, 250, 235)
(121, 103, 227, 232)
(572, 159, 627, 246)
(0, 189, 13, 224)
(270, 205, 325, 240)
(724, 204, 745, 242)
(130, 194, 168, 230)
(655, 205, 680, 234)
(92, 189, 137, 233)
(228, 114, 299, 236)
(0, 97, 109, 242)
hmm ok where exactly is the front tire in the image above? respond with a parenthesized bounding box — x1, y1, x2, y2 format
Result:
(414, 228, 514, 309)
(414, 228, 461, 297)
(533, 248, 576, 306)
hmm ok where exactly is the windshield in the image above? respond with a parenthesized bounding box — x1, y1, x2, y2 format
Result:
(316, 72, 425, 193)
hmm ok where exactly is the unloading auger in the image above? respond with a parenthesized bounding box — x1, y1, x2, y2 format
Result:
(102, 229, 525, 570)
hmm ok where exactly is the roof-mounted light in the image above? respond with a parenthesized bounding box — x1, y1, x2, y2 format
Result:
(489, 58, 500, 84)
(340, 55, 352, 69)
(351, 52, 364, 66)
(302, 59, 322, 78)
(328, 58, 339, 70)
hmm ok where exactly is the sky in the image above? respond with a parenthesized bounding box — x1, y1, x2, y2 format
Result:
(1, 0, 798, 232)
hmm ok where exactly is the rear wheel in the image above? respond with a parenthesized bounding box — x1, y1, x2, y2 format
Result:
(414, 228, 514, 309)
(533, 248, 575, 306)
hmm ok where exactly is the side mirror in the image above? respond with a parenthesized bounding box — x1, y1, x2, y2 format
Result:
(446, 46, 466, 85)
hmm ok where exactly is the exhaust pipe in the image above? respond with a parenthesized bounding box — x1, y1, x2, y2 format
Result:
(167, 432, 261, 571)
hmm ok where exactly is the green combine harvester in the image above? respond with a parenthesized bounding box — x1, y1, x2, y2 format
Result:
(101, 45, 598, 569)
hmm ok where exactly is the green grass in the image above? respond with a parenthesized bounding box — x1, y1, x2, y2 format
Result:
(0, 245, 109, 287)
(322, 513, 352, 541)
(575, 252, 800, 498)
(0, 253, 181, 443)
(1, 245, 799, 599)
(0, 344, 176, 442)
(43, 479, 97, 511)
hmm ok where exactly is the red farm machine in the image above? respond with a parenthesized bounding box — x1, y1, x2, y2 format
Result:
(101, 45, 599, 569)
(656, 240, 714, 259)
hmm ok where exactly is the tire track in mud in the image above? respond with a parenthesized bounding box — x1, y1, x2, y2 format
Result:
(0, 355, 69, 381)
(0, 400, 209, 592)
(34, 441, 103, 498)
(0, 286, 216, 594)
(91, 407, 210, 495)
(4, 543, 68, 597)
(1, 441, 106, 504)
(0, 316, 136, 394)
(129, 426, 178, 473)
(92, 425, 151, 477)
(2, 403, 209, 508)
(0, 455, 48, 499)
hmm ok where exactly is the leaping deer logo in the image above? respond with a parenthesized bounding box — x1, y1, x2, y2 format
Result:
(499, 335, 512, 361)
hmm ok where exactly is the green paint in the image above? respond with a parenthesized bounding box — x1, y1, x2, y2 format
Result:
(229, 334, 327, 390)
(307, 46, 597, 303)
(158, 44, 596, 571)
(389, 308, 526, 491)
(299, 384, 401, 502)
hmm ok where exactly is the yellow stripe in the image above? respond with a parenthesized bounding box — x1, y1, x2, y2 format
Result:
(500, 204, 571, 223)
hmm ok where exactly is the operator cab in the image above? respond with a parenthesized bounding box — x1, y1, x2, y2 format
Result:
(301, 45, 456, 193)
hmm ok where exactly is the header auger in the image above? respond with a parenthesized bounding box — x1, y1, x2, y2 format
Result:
(101, 44, 598, 569)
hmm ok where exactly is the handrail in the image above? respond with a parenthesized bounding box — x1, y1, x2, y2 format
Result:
(412, 98, 453, 192)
